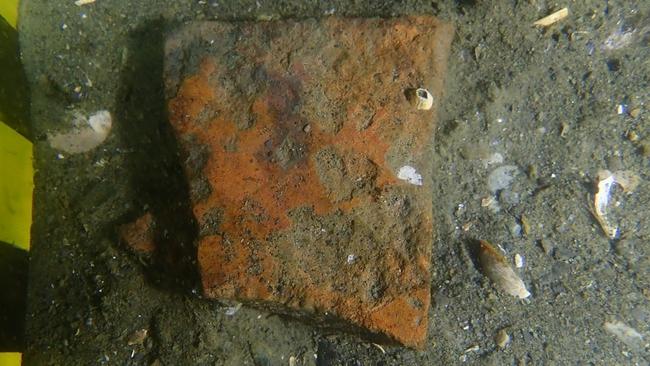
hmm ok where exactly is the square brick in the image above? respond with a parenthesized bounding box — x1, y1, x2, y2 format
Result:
(164, 17, 452, 347)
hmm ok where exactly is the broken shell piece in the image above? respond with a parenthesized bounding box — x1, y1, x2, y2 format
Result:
(593, 170, 641, 239)
(224, 302, 242, 316)
(533, 7, 569, 27)
(407, 88, 434, 110)
(48, 110, 112, 154)
(397, 165, 423, 186)
(514, 253, 524, 268)
(478, 240, 531, 299)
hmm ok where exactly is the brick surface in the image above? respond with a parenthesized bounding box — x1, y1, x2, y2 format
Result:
(164, 17, 452, 347)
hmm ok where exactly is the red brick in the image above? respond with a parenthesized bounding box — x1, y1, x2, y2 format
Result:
(164, 17, 453, 348)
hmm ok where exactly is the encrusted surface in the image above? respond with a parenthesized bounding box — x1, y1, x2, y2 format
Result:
(164, 17, 452, 347)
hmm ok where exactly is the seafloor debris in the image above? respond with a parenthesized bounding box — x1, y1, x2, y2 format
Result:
(224, 302, 242, 316)
(74, 0, 96, 5)
(478, 240, 531, 299)
(593, 170, 640, 239)
(47, 110, 112, 154)
(495, 329, 511, 348)
(533, 8, 569, 27)
(487, 165, 519, 193)
(397, 165, 423, 186)
(603, 321, 646, 352)
(407, 88, 434, 110)
(127, 328, 148, 346)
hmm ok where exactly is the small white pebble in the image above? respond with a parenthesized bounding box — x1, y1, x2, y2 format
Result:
(514, 253, 524, 268)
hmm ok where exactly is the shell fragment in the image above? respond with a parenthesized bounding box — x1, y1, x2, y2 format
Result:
(407, 88, 434, 110)
(478, 240, 531, 299)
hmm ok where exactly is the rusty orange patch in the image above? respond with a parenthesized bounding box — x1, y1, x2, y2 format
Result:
(165, 17, 453, 348)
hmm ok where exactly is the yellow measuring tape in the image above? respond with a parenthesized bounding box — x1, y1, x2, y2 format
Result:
(0, 0, 17, 28)
(0, 120, 32, 251)
(1, 0, 28, 364)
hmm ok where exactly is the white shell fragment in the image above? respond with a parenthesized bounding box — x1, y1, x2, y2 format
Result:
(48, 110, 112, 154)
(514, 253, 524, 268)
(604, 321, 646, 352)
(593, 170, 640, 239)
(479, 240, 531, 299)
(397, 165, 423, 186)
(407, 88, 434, 110)
(533, 7, 569, 27)
(224, 302, 242, 316)
(74, 0, 96, 5)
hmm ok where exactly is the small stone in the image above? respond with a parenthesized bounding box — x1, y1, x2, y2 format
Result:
(520, 215, 531, 236)
(626, 130, 639, 142)
(118, 212, 155, 254)
(629, 108, 641, 118)
(495, 329, 511, 348)
(510, 223, 522, 237)
(559, 121, 569, 137)
(640, 140, 650, 158)
(127, 328, 148, 346)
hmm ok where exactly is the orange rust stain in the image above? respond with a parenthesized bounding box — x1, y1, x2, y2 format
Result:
(166, 17, 450, 347)
(168, 60, 216, 130)
(169, 58, 399, 243)
(285, 285, 430, 347)
(170, 57, 429, 345)
(367, 287, 430, 348)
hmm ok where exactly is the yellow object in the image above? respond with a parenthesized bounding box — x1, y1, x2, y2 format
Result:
(0, 353, 21, 366)
(0, 0, 18, 28)
(0, 121, 32, 251)
(0, 3, 27, 365)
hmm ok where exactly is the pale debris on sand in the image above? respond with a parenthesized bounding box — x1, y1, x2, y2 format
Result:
(604, 321, 646, 352)
(48, 110, 112, 154)
(593, 170, 640, 239)
(479, 240, 531, 299)
(397, 165, 423, 186)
